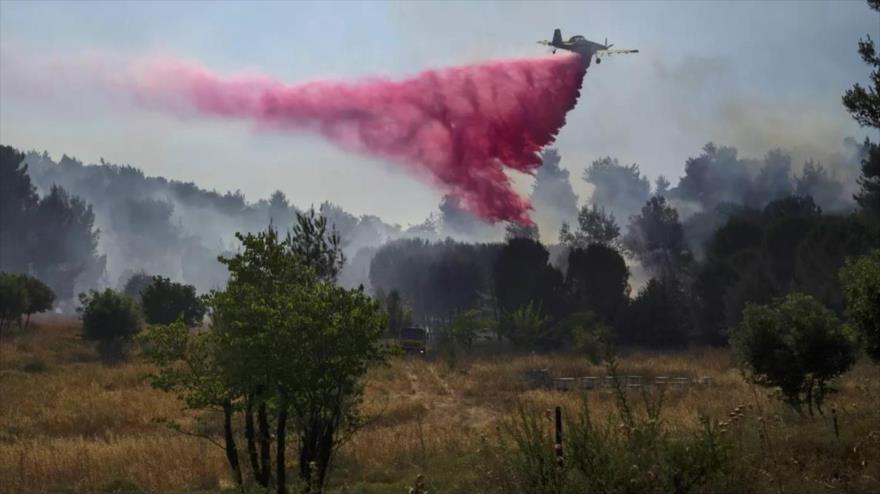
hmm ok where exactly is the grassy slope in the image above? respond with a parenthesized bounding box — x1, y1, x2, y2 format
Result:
(1, 319, 878, 493)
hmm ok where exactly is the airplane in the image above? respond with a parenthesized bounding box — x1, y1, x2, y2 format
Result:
(538, 28, 638, 65)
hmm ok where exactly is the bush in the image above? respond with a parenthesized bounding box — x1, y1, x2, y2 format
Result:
(733, 292, 857, 415)
(840, 249, 880, 363)
(140, 276, 206, 326)
(487, 387, 729, 493)
(79, 289, 143, 361)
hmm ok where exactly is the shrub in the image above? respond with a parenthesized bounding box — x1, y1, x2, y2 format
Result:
(840, 249, 880, 363)
(487, 386, 729, 493)
(79, 289, 143, 361)
(733, 292, 857, 415)
(140, 276, 205, 326)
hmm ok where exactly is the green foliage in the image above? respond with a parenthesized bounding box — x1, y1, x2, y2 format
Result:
(842, 1, 880, 129)
(624, 196, 693, 277)
(140, 321, 227, 410)
(489, 394, 729, 493)
(448, 308, 491, 351)
(22, 275, 55, 318)
(733, 293, 857, 415)
(377, 289, 413, 337)
(558, 204, 621, 250)
(288, 207, 345, 282)
(78, 288, 143, 361)
(503, 302, 550, 349)
(694, 199, 877, 343)
(842, 1, 880, 215)
(493, 238, 564, 321)
(213, 218, 387, 488)
(840, 249, 880, 362)
(565, 244, 629, 324)
(140, 276, 206, 326)
(0, 272, 56, 331)
(622, 277, 691, 348)
(552, 311, 608, 363)
(144, 211, 389, 491)
(0, 272, 29, 331)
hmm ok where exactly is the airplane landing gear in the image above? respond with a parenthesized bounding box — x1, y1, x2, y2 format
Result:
(596, 57, 602, 64)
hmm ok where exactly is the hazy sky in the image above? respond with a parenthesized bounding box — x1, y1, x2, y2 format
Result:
(1, 0, 877, 226)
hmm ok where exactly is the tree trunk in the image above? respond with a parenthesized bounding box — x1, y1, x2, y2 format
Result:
(245, 397, 263, 486)
(276, 397, 288, 494)
(299, 419, 336, 491)
(222, 400, 244, 488)
(258, 401, 272, 486)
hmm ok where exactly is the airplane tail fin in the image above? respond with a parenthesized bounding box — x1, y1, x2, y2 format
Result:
(552, 29, 562, 45)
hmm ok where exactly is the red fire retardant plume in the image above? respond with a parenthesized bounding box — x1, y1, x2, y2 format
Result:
(131, 54, 587, 224)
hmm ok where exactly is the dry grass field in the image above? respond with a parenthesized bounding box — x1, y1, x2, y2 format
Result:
(1, 318, 878, 493)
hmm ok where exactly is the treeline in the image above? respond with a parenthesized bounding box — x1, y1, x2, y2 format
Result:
(371, 153, 879, 350)
(2, 146, 405, 300)
(0, 146, 104, 308)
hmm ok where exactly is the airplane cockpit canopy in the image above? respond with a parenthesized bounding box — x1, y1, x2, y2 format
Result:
(569, 35, 586, 42)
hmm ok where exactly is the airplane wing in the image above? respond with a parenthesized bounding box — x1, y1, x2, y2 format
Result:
(596, 48, 639, 56)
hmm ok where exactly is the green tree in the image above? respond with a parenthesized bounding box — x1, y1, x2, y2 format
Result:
(139, 321, 244, 486)
(448, 308, 491, 351)
(503, 302, 550, 349)
(212, 221, 386, 491)
(79, 289, 143, 361)
(140, 276, 206, 326)
(842, 0, 880, 215)
(378, 288, 413, 337)
(0, 273, 28, 332)
(733, 293, 856, 415)
(493, 238, 564, 320)
(559, 203, 622, 250)
(565, 244, 630, 324)
(840, 249, 880, 362)
(624, 196, 693, 277)
(22, 275, 55, 328)
(622, 277, 691, 348)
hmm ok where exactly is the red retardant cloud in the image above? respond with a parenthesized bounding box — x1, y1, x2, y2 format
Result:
(131, 54, 587, 224)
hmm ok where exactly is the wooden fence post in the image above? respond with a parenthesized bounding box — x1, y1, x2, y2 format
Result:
(554, 406, 563, 467)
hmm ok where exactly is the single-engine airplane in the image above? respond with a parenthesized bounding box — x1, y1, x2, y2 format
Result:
(538, 28, 638, 65)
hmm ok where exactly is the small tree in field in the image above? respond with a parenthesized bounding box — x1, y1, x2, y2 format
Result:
(840, 249, 880, 363)
(448, 308, 491, 351)
(0, 273, 55, 332)
(733, 293, 856, 415)
(146, 211, 386, 493)
(22, 275, 55, 328)
(0, 272, 28, 332)
(79, 289, 143, 361)
(140, 276, 206, 326)
(504, 302, 550, 349)
(139, 321, 245, 486)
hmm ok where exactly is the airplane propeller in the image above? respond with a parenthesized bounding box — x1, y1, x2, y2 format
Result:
(605, 37, 614, 49)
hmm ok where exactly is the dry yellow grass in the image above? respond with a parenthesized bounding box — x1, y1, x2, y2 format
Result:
(1, 318, 878, 493)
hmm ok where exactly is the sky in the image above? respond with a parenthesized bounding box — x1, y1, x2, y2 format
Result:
(1, 0, 878, 226)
